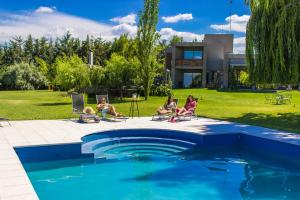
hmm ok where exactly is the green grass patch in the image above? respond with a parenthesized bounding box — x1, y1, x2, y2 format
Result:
(0, 89, 299, 133)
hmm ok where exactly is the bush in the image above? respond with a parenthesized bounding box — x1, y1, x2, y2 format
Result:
(151, 84, 172, 97)
(239, 71, 250, 86)
(54, 55, 90, 92)
(0, 62, 47, 90)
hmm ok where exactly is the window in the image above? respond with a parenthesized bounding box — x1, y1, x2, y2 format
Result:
(184, 50, 202, 60)
(183, 73, 202, 88)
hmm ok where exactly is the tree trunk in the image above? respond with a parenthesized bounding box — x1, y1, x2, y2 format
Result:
(120, 86, 123, 100)
(144, 79, 150, 100)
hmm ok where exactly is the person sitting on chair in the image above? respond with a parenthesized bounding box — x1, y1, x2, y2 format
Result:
(157, 96, 177, 115)
(176, 95, 197, 116)
(80, 107, 100, 123)
(96, 97, 123, 117)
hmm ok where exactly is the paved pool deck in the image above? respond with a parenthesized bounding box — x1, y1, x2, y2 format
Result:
(0, 117, 300, 200)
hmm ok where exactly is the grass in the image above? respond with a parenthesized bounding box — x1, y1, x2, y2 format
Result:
(0, 89, 299, 133)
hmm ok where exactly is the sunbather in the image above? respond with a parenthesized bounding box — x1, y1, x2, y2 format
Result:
(96, 97, 123, 117)
(176, 95, 197, 116)
(79, 107, 100, 123)
(157, 96, 177, 115)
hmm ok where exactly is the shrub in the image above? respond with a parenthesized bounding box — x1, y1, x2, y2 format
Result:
(54, 55, 90, 92)
(152, 84, 172, 97)
(104, 54, 138, 97)
(0, 62, 47, 90)
(239, 71, 250, 86)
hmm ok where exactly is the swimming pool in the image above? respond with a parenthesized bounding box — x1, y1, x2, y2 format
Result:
(16, 129, 300, 200)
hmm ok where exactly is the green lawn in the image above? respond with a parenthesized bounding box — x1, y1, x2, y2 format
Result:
(0, 89, 299, 133)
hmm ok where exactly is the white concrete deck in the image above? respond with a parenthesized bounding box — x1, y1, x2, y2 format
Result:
(0, 117, 300, 200)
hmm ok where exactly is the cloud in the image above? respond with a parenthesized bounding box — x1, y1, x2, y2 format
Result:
(112, 23, 137, 36)
(0, 9, 117, 43)
(159, 28, 204, 42)
(210, 14, 250, 33)
(35, 6, 56, 14)
(233, 37, 246, 54)
(110, 14, 137, 37)
(110, 14, 136, 25)
(162, 13, 193, 23)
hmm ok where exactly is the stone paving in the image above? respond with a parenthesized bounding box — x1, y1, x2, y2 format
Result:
(0, 117, 299, 200)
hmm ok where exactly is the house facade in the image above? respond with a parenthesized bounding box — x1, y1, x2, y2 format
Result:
(165, 34, 246, 88)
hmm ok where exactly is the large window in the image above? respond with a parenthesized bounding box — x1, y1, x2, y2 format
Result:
(183, 73, 202, 88)
(184, 50, 203, 60)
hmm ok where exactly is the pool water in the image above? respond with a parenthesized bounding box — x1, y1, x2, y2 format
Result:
(24, 149, 300, 200)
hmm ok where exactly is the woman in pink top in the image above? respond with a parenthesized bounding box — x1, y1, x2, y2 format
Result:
(176, 95, 197, 116)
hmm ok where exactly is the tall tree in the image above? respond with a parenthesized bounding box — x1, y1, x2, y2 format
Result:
(23, 35, 34, 64)
(136, 0, 160, 100)
(246, 0, 300, 85)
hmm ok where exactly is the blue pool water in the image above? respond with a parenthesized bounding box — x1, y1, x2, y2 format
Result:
(24, 150, 300, 200)
(19, 130, 300, 200)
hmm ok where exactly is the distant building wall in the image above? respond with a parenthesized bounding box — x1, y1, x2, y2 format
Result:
(167, 34, 245, 89)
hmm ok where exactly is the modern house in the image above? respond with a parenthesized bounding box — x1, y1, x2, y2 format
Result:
(165, 34, 246, 88)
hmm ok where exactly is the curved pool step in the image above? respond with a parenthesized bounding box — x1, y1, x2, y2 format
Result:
(81, 131, 202, 159)
(93, 143, 187, 158)
(82, 136, 197, 154)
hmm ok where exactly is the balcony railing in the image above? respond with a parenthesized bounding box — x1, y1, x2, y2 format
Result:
(176, 59, 203, 66)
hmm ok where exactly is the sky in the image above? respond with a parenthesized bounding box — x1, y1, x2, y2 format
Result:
(0, 0, 250, 53)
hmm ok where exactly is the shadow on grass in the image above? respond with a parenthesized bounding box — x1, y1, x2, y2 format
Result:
(87, 95, 145, 104)
(35, 102, 71, 106)
(223, 112, 300, 133)
(217, 89, 277, 93)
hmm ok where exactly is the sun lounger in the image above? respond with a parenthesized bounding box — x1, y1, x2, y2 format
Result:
(72, 94, 99, 123)
(178, 98, 198, 121)
(96, 94, 127, 121)
(79, 114, 100, 123)
(71, 93, 85, 114)
(152, 99, 178, 121)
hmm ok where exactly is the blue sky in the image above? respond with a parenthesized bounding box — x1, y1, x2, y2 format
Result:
(0, 0, 250, 53)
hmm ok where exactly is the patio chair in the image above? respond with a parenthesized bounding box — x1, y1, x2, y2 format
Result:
(72, 94, 100, 123)
(96, 95, 127, 121)
(0, 118, 11, 127)
(71, 94, 85, 114)
(152, 99, 178, 121)
(178, 98, 199, 121)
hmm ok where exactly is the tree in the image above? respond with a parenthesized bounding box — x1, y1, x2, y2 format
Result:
(0, 62, 47, 90)
(105, 53, 138, 98)
(169, 35, 183, 46)
(136, 0, 160, 100)
(54, 55, 90, 92)
(23, 35, 34, 64)
(246, 0, 300, 85)
(89, 66, 105, 92)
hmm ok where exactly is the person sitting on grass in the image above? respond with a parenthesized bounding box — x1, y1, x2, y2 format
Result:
(157, 96, 177, 115)
(176, 95, 197, 116)
(96, 97, 123, 117)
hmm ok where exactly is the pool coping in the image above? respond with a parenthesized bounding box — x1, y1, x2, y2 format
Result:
(0, 117, 300, 200)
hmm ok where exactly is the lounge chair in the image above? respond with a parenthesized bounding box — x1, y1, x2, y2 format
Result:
(152, 99, 178, 121)
(96, 95, 127, 121)
(71, 93, 85, 114)
(71, 94, 99, 123)
(178, 98, 199, 121)
(0, 118, 11, 127)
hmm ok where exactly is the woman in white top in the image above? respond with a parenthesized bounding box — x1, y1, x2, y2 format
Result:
(96, 97, 123, 117)
(157, 96, 177, 115)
